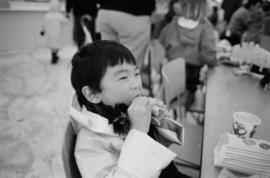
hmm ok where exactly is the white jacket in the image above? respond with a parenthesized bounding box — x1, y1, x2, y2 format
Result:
(69, 95, 184, 178)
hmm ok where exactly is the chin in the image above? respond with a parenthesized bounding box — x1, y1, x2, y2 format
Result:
(124, 100, 132, 106)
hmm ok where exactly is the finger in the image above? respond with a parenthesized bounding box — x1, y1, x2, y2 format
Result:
(148, 97, 165, 108)
(130, 96, 149, 111)
(138, 97, 152, 110)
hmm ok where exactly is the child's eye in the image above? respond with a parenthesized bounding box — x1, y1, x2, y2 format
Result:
(135, 71, 141, 76)
(119, 76, 128, 80)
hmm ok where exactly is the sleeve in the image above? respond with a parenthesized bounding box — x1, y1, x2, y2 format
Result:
(158, 25, 172, 60)
(158, 26, 168, 48)
(75, 129, 176, 178)
(200, 21, 217, 67)
(60, 14, 68, 23)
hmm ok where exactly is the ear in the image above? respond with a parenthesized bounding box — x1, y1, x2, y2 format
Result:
(81, 86, 101, 104)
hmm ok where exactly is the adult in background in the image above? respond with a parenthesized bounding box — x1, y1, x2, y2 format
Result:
(66, 0, 98, 49)
(96, 0, 156, 69)
(221, 0, 243, 24)
(225, 0, 262, 45)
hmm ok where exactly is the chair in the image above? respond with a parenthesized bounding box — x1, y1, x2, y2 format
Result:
(161, 58, 203, 177)
(62, 121, 82, 178)
(141, 40, 167, 97)
(80, 15, 93, 45)
(161, 58, 186, 121)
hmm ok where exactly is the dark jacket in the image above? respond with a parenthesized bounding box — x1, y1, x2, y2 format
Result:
(66, 0, 98, 17)
(98, 0, 155, 16)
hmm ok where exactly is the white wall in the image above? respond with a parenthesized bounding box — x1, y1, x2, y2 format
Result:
(0, 3, 73, 53)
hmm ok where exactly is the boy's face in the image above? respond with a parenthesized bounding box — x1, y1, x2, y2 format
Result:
(98, 62, 142, 107)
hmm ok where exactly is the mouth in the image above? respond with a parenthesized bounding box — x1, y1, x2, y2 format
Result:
(128, 93, 142, 105)
(133, 93, 143, 99)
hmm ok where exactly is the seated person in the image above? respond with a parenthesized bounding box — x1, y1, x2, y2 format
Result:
(69, 40, 190, 178)
(241, 8, 265, 44)
(225, 0, 262, 45)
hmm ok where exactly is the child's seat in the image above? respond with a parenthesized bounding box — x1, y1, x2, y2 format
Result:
(62, 121, 81, 178)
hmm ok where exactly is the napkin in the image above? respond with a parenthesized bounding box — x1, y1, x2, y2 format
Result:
(214, 133, 270, 176)
(218, 168, 270, 178)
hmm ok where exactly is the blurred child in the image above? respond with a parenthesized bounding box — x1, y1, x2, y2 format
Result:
(69, 40, 190, 178)
(159, 0, 217, 107)
(41, 0, 67, 64)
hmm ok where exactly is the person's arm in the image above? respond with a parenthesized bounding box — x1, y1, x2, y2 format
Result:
(40, 14, 47, 36)
(65, 0, 73, 18)
(158, 25, 168, 48)
(158, 24, 172, 60)
(75, 128, 176, 178)
(200, 21, 217, 67)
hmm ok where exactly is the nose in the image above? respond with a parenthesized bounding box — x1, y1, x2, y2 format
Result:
(130, 76, 141, 90)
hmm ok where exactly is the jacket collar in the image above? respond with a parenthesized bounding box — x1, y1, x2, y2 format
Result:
(69, 94, 118, 136)
(177, 17, 199, 29)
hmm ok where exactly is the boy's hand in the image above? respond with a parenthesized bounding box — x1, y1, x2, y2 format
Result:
(128, 97, 153, 133)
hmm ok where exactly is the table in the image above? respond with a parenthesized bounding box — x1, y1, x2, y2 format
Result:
(201, 65, 270, 178)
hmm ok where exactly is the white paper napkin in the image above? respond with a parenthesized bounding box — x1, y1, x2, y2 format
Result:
(218, 168, 270, 178)
(214, 133, 270, 176)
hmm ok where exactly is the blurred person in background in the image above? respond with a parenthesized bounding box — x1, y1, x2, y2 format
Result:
(96, 0, 156, 70)
(41, 0, 68, 64)
(221, 0, 243, 25)
(159, 0, 217, 107)
(262, 0, 270, 36)
(241, 9, 265, 44)
(224, 0, 262, 45)
(66, 0, 98, 49)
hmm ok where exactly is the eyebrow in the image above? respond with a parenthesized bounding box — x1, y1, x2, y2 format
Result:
(113, 66, 139, 76)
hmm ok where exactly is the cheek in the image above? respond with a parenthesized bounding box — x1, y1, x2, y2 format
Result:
(102, 86, 130, 104)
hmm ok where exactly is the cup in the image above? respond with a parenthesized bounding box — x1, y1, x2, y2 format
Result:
(232, 112, 261, 138)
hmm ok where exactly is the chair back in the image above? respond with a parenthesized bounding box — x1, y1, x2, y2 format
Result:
(62, 121, 82, 178)
(161, 58, 186, 106)
(80, 15, 93, 44)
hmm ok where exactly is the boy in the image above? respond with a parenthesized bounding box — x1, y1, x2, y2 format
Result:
(69, 40, 188, 177)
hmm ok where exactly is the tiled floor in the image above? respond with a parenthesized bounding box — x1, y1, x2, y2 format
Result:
(0, 46, 77, 178)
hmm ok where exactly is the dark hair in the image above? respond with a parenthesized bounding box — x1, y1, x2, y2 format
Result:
(178, 0, 208, 21)
(164, 0, 208, 24)
(164, 0, 178, 24)
(244, 0, 262, 9)
(262, 0, 270, 13)
(70, 40, 136, 106)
